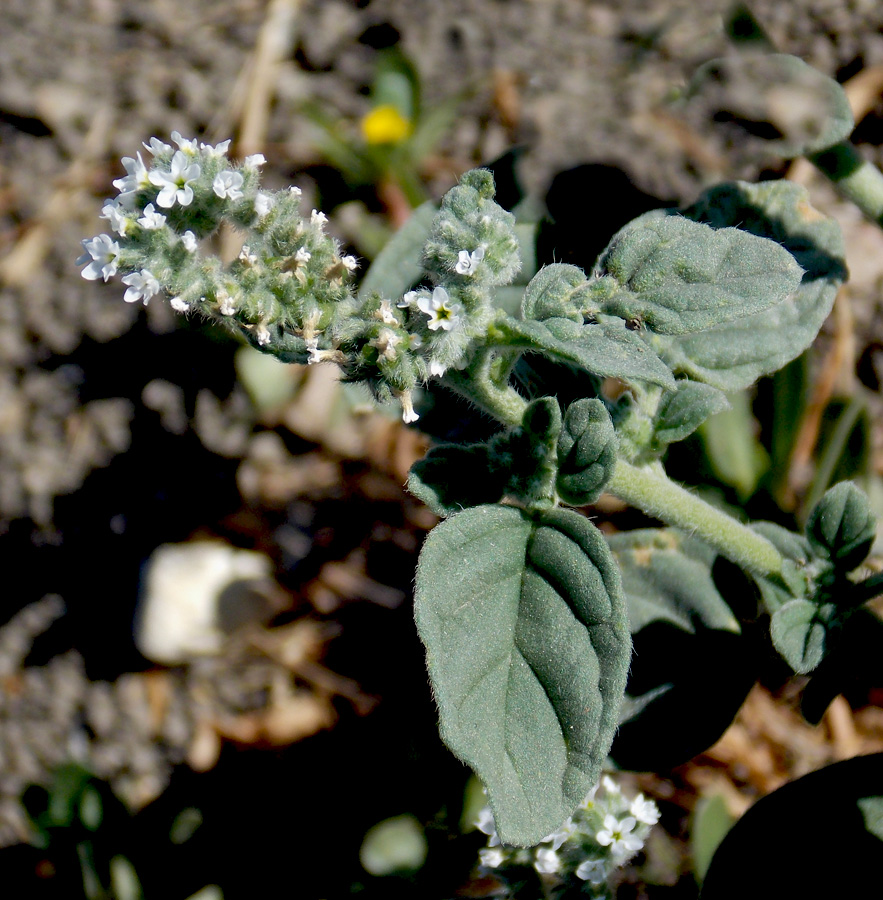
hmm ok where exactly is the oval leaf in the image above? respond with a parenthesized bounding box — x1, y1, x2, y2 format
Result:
(414, 505, 630, 846)
(770, 598, 827, 674)
(593, 215, 803, 335)
(649, 180, 846, 392)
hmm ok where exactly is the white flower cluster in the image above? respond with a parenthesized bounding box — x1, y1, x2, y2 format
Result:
(476, 774, 659, 894)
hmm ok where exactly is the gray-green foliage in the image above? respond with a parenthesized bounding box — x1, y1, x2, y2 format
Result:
(414, 505, 630, 846)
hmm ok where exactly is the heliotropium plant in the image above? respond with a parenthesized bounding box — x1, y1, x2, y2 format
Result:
(79, 54, 883, 891)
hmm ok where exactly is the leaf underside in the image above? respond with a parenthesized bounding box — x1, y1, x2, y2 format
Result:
(414, 504, 631, 846)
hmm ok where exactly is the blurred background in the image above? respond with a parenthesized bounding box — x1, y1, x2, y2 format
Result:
(4, 0, 883, 896)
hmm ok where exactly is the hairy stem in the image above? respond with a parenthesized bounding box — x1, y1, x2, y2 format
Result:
(607, 459, 787, 581)
(808, 141, 883, 227)
(442, 349, 529, 426)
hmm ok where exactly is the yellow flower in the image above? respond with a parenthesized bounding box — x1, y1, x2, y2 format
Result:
(360, 104, 411, 145)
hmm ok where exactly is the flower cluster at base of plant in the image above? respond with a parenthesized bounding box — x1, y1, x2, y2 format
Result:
(475, 773, 659, 895)
(78, 135, 522, 424)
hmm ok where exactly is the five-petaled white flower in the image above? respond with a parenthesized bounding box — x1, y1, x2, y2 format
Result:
(200, 139, 231, 157)
(429, 360, 447, 377)
(417, 286, 462, 331)
(77, 234, 121, 281)
(217, 292, 237, 316)
(143, 137, 172, 155)
(181, 231, 198, 252)
(255, 192, 274, 218)
(171, 131, 199, 154)
(243, 153, 266, 168)
(341, 255, 358, 272)
(295, 247, 311, 264)
(113, 152, 151, 199)
(596, 814, 642, 860)
(575, 859, 607, 884)
(212, 170, 244, 201)
(311, 209, 328, 228)
(533, 847, 561, 875)
(455, 246, 485, 275)
(478, 847, 505, 869)
(170, 297, 189, 312)
(397, 290, 418, 309)
(629, 794, 659, 826)
(543, 817, 577, 851)
(137, 203, 166, 230)
(121, 269, 161, 305)
(100, 199, 132, 235)
(149, 151, 201, 208)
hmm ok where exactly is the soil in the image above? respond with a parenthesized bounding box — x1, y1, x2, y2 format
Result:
(3, 1, 883, 897)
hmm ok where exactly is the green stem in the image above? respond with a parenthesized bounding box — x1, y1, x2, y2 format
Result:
(808, 141, 883, 227)
(607, 459, 787, 581)
(441, 349, 529, 426)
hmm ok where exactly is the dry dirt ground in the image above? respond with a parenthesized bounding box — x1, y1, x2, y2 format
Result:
(3, 1, 883, 897)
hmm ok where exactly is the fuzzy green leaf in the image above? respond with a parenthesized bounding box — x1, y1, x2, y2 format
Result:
(414, 505, 631, 846)
(521, 263, 588, 323)
(647, 181, 846, 392)
(651, 381, 730, 451)
(770, 598, 829, 674)
(557, 399, 617, 506)
(408, 444, 506, 516)
(592, 215, 803, 335)
(497, 314, 676, 390)
(688, 53, 854, 158)
(806, 481, 877, 573)
(607, 529, 740, 634)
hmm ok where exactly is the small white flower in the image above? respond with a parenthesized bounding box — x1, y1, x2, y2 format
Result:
(341, 255, 358, 272)
(629, 794, 659, 826)
(181, 231, 198, 252)
(137, 203, 167, 230)
(171, 131, 199, 154)
(238, 244, 259, 265)
(243, 153, 266, 168)
(100, 199, 132, 235)
(455, 246, 485, 275)
(596, 814, 642, 860)
(378, 299, 397, 324)
(310, 209, 328, 229)
(543, 817, 577, 851)
(295, 247, 311, 264)
(255, 192, 275, 218)
(409, 333, 423, 351)
(398, 290, 418, 309)
(170, 297, 189, 312)
(417, 286, 462, 331)
(429, 360, 447, 377)
(534, 847, 561, 875)
(218, 293, 237, 316)
(77, 234, 120, 281)
(113, 152, 151, 198)
(121, 269, 161, 305)
(200, 139, 231, 157)
(400, 391, 419, 424)
(255, 323, 271, 346)
(212, 170, 244, 201)
(143, 137, 172, 155)
(575, 859, 607, 885)
(475, 807, 500, 847)
(370, 328, 401, 361)
(601, 775, 622, 799)
(149, 151, 201, 208)
(578, 783, 601, 810)
(479, 847, 505, 869)
(288, 186, 302, 197)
